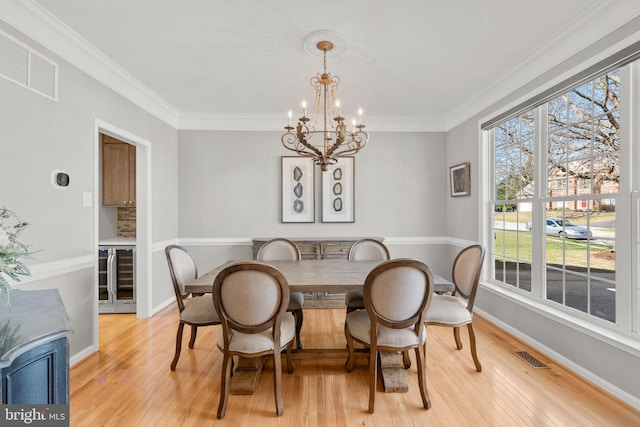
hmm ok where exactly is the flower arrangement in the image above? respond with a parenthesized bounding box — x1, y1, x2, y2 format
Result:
(0, 207, 32, 306)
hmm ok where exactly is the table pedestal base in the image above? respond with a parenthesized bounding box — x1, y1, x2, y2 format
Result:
(379, 351, 409, 393)
(230, 357, 265, 395)
(228, 349, 409, 395)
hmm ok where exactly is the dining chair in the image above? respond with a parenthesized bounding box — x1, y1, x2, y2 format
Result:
(344, 258, 434, 413)
(345, 238, 390, 314)
(425, 244, 485, 372)
(165, 244, 220, 371)
(257, 238, 305, 349)
(213, 261, 295, 419)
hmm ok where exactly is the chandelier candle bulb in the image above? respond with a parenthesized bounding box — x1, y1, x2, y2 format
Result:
(288, 110, 292, 127)
(281, 38, 368, 171)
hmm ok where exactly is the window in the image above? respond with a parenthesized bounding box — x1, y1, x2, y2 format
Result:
(490, 67, 625, 326)
(544, 72, 619, 322)
(492, 111, 534, 292)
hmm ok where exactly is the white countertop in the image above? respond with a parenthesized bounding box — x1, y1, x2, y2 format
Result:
(99, 237, 136, 245)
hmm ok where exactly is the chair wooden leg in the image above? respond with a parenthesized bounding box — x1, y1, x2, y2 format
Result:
(188, 325, 198, 348)
(285, 341, 294, 374)
(368, 347, 378, 414)
(217, 352, 232, 419)
(453, 326, 463, 350)
(402, 350, 411, 369)
(273, 352, 284, 416)
(415, 346, 431, 409)
(293, 309, 303, 349)
(170, 323, 184, 370)
(345, 327, 355, 372)
(467, 323, 482, 372)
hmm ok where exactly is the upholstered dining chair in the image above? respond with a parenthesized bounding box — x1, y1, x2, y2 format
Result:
(257, 238, 304, 349)
(345, 238, 390, 314)
(213, 261, 295, 419)
(425, 244, 485, 372)
(165, 245, 220, 371)
(345, 259, 434, 413)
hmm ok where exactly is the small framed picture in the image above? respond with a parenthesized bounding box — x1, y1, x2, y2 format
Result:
(322, 157, 354, 222)
(449, 162, 470, 197)
(281, 157, 315, 222)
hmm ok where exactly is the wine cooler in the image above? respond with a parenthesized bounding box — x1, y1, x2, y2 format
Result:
(98, 246, 136, 313)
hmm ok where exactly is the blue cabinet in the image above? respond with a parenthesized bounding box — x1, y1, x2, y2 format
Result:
(0, 289, 72, 404)
(1, 337, 69, 404)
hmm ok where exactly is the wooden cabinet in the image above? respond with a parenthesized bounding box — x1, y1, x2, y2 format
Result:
(252, 238, 365, 260)
(102, 134, 136, 207)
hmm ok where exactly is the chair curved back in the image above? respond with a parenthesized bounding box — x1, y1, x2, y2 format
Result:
(257, 238, 301, 261)
(213, 261, 290, 338)
(451, 244, 485, 310)
(363, 259, 433, 332)
(165, 245, 197, 312)
(348, 238, 390, 261)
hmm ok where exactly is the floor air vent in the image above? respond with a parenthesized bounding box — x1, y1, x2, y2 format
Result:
(513, 351, 549, 369)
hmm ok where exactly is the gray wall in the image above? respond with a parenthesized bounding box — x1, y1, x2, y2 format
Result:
(446, 17, 640, 405)
(177, 130, 447, 238)
(0, 21, 179, 359)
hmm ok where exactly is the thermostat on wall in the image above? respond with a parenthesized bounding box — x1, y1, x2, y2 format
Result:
(52, 170, 70, 188)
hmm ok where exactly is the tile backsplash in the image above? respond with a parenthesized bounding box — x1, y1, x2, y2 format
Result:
(117, 207, 136, 237)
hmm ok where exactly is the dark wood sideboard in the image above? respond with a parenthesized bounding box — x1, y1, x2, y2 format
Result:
(0, 289, 73, 404)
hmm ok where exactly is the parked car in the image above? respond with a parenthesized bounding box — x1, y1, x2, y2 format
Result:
(525, 218, 592, 239)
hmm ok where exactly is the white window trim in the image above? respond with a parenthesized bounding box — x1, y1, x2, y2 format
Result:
(479, 63, 638, 340)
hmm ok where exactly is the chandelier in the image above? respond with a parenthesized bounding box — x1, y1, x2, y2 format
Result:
(281, 40, 368, 171)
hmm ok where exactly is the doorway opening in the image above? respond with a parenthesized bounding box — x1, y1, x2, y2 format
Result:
(94, 119, 152, 351)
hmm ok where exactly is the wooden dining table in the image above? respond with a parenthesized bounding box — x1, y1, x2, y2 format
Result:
(186, 258, 454, 394)
(186, 258, 454, 295)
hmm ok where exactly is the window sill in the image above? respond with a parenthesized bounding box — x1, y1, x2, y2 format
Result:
(478, 281, 640, 358)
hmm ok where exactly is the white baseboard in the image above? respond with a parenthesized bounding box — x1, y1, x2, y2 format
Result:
(475, 307, 640, 411)
(69, 345, 96, 367)
(153, 296, 175, 315)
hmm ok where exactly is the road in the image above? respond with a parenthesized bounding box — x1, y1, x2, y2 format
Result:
(495, 221, 615, 246)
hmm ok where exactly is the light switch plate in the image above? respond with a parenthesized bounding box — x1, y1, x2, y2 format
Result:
(82, 192, 92, 207)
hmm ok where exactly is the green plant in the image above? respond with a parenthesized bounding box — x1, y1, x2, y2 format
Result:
(0, 207, 32, 306)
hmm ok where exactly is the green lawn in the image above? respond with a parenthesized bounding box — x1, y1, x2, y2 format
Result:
(494, 230, 614, 270)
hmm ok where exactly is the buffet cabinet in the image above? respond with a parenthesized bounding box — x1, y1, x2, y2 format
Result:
(0, 289, 72, 404)
(252, 237, 380, 260)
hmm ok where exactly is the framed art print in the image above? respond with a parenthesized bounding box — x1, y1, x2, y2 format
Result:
(449, 162, 471, 197)
(281, 157, 314, 222)
(322, 157, 354, 222)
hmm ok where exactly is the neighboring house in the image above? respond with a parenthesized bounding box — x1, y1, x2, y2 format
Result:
(516, 167, 619, 212)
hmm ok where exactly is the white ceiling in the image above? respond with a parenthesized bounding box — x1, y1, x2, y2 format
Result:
(8, 0, 640, 130)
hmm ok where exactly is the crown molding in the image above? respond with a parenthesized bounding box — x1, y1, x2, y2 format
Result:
(444, 0, 640, 130)
(178, 112, 448, 132)
(0, 0, 179, 127)
(4, 0, 639, 133)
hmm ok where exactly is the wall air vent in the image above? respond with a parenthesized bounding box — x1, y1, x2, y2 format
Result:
(0, 29, 58, 101)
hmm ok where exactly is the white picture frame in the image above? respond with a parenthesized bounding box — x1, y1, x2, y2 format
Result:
(281, 157, 315, 223)
(322, 157, 354, 222)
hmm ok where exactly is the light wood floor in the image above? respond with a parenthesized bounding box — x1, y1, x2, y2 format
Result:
(70, 305, 640, 426)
